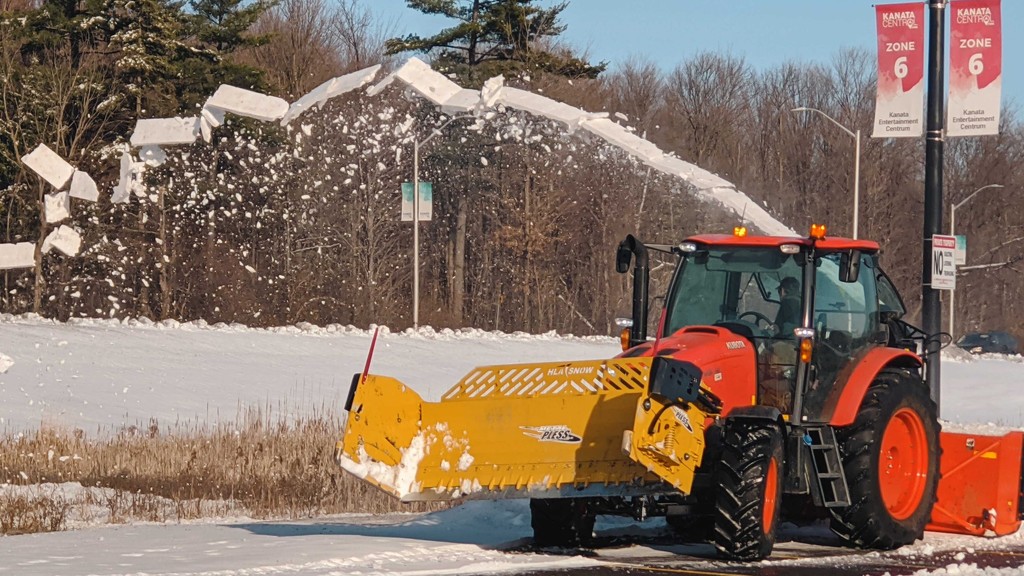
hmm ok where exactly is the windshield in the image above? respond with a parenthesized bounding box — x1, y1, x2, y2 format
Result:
(663, 248, 880, 341)
(663, 247, 804, 337)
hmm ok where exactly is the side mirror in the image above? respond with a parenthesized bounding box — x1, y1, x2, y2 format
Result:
(839, 250, 861, 283)
(616, 243, 633, 274)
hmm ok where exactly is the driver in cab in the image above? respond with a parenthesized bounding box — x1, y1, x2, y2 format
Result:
(773, 276, 801, 338)
(760, 276, 801, 410)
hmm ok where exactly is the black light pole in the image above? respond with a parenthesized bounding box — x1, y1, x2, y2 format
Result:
(923, 1, 946, 407)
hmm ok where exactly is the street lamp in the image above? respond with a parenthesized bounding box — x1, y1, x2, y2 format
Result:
(411, 114, 475, 329)
(948, 183, 1004, 339)
(791, 107, 862, 239)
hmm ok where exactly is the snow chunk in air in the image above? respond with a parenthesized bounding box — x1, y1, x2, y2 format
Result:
(393, 57, 463, 106)
(139, 145, 167, 167)
(441, 88, 481, 114)
(583, 118, 662, 162)
(42, 225, 82, 256)
(130, 117, 200, 147)
(0, 242, 35, 270)
(22, 144, 74, 189)
(69, 170, 99, 202)
(205, 85, 288, 122)
(200, 106, 225, 128)
(0, 352, 12, 374)
(45, 192, 71, 223)
(111, 153, 144, 204)
(281, 64, 381, 125)
(500, 87, 606, 131)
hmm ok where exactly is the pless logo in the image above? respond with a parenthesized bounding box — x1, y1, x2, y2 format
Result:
(521, 425, 582, 444)
(672, 406, 694, 433)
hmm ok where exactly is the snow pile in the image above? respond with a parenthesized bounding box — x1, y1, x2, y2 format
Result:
(0, 482, 244, 529)
(339, 434, 427, 498)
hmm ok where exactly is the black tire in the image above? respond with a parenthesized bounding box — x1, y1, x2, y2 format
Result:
(829, 368, 940, 549)
(712, 419, 784, 561)
(530, 498, 596, 548)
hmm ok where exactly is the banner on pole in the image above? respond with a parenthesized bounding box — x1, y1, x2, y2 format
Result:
(947, 0, 1002, 137)
(401, 182, 433, 222)
(872, 3, 925, 138)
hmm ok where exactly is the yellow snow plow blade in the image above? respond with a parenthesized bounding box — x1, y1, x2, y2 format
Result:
(335, 356, 719, 501)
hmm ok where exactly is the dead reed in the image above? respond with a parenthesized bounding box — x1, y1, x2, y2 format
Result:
(0, 406, 441, 535)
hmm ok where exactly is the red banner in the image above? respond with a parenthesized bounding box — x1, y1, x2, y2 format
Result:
(948, 0, 1002, 136)
(872, 3, 925, 138)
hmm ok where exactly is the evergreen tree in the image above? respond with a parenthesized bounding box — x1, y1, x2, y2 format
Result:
(188, 0, 276, 53)
(386, 0, 604, 85)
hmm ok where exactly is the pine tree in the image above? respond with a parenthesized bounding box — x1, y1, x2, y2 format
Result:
(386, 0, 604, 85)
(188, 0, 276, 53)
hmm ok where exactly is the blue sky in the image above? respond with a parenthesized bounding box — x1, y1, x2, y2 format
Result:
(369, 0, 1023, 106)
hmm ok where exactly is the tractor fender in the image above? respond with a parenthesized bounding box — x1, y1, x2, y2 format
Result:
(827, 347, 923, 427)
(726, 405, 783, 425)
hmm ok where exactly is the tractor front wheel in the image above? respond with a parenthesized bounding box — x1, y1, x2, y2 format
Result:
(712, 419, 784, 561)
(830, 368, 940, 549)
(530, 498, 596, 548)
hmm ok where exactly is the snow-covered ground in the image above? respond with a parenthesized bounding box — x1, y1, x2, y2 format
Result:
(1, 314, 1024, 575)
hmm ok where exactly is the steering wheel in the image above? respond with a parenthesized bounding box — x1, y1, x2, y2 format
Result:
(738, 311, 772, 329)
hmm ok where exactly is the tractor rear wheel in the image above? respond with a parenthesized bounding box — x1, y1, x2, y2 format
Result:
(530, 498, 596, 548)
(712, 419, 784, 561)
(830, 368, 940, 549)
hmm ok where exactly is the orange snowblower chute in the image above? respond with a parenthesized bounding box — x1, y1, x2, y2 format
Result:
(928, 431, 1024, 536)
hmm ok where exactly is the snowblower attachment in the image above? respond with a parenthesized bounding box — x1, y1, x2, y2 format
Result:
(335, 356, 721, 501)
(927, 431, 1024, 536)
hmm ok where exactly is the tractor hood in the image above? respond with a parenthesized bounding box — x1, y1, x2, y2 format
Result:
(623, 326, 760, 415)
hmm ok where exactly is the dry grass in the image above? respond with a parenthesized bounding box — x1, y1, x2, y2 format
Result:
(0, 408, 441, 535)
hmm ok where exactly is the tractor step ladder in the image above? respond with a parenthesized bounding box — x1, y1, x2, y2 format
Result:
(805, 427, 850, 508)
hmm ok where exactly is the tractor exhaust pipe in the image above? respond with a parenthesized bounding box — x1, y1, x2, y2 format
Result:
(616, 235, 649, 348)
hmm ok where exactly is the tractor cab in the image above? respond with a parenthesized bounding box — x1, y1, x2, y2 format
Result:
(622, 226, 903, 421)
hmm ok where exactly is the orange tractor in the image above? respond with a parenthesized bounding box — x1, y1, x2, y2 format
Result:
(336, 226, 1024, 560)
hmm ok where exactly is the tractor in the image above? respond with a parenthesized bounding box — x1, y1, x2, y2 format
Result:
(335, 225, 1024, 561)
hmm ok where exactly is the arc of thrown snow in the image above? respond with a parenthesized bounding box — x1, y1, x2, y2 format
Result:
(124, 57, 792, 236)
(370, 58, 793, 236)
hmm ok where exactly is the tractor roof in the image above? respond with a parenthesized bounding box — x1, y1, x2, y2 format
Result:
(686, 234, 880, 253)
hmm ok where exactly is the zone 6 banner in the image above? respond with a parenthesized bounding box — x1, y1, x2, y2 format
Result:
(872, 3, 925, 138)
(948, 0, 1002, 137)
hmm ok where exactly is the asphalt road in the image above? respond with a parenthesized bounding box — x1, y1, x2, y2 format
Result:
(515, 530, 1024, 575)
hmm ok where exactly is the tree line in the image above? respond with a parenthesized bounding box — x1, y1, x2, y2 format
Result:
(1, 0, 1021, 342)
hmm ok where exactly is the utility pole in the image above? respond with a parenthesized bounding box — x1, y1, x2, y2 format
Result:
(923, 1, 946, 407)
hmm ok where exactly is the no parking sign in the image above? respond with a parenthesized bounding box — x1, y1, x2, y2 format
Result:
(932, 234, 957, 290)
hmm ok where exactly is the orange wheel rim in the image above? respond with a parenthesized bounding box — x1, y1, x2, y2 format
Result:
(878, 407, 929, 520)
(763, 455, 779, 532)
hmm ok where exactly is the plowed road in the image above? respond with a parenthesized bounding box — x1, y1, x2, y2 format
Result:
(518, 531, 1024, 575)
